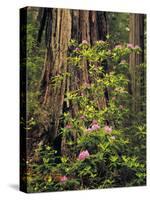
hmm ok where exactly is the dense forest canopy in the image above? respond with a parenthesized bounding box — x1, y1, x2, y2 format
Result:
(20, 7, 146, 192)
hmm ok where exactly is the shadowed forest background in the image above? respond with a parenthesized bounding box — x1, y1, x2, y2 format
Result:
(20, 7, 146, 192)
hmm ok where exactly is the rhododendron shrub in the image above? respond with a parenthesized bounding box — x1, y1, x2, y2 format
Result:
(27, 40, 146, 192)
(78, 150, 90, 160)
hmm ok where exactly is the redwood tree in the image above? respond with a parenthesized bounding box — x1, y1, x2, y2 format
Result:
(129, 13, 145, 113)
(37, 8, 108, 148)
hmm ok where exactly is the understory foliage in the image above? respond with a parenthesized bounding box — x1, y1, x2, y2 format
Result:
(25, 9, 47, 137)
(26, 40, 146, 192)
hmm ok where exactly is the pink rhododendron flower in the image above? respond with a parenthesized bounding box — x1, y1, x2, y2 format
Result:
(92, 119, 98, 125)
(87, 120, 100, 131)
(87, 127, 93, 132)
(127, 43, 134, 48)
(75, 47, 80, 51)
(82, 40, 88, 44)
(80, 115, 85, 119)
(65, 124, 72, 129)
(87, 128, 92, 131)
(60, 176, 68, 182)
(78, 150, 90, 160)
(104, 125, 112, 133)
(91, 120, 100, 130)
(115, 45, 122, 49)
(91, 124, 100, 131)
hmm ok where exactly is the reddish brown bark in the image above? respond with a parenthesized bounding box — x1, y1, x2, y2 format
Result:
(38, 8, 108, 146)
(129, 14, 145, 113)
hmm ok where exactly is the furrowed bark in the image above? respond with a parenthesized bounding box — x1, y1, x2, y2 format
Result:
(38, 8, 108, 153)
(129, 14, 145, 113)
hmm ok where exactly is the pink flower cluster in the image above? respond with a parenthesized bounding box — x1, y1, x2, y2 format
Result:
(78, 150, 90, 160)
(127, 43, 134, 48)
(82, 40, 88, 44)
(80, 115, 85, 119)
(65, 124, 72, 129)
(104, 125, 112, 133)
(92, 119, 97, 124)
(87, 124, 100, 132)
(115, 44, 140, 50)
(87, 120, 100, 132)
(127, 44, 140, 49)
(60, 176, 68, 182)
(115, 45, 122, 49)
(75, 47, 80, 51)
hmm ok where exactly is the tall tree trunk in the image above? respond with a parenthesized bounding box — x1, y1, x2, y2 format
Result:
(129, 14, 145, 113)
(38, 8, 108, 149)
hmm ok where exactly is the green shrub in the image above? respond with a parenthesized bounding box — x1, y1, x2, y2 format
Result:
(27, 40, 146, 192)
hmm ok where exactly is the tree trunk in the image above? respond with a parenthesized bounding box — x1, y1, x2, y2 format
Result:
(38, 8, 108, 148)
(129, 14, 145, 113)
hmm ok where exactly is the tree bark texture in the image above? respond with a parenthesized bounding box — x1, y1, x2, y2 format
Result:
(129, 14, 145, 113)
(38, 8, 108, 146)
